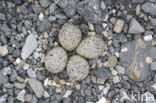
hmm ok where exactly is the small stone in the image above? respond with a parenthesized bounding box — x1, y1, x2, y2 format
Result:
(25, 94, 32, 102)
(21, 34, 38, 60)
(28, 79, 45, 98)
(27, 68, 36, 78)
(0, 70, 8, 84)
(128, 18, 145, 34)
(150, 61, 156, 71)
(116, 65, 125, 74)
(43, 91, 50, 98)
(44, 9, 49, 16)
(23, 63, 29, 70)
(145, 56, 153, 63)
(33, 51, 40, 59)
(39, 0, 50, 7)
(44, 78, 49, 87)
(111, 70, 117, 76)
(63, 90, 72, 98)
(15, 58, 21, 64)
(0, 45, 8, 56)
(15, 83, 25, 89)
(113, 76, 120, 84)
(16, 89, 26, 102)
(2, 67, 11, 75)
(38, 19, 51, 32)
(59, 23, 82, 51)
(107, 55, 117, 68)
(144, 35, 153, 41)
(66, 55, 89, 81)
(59, 79, 66, 85)
(76, 35, 105, 59)
(96, 97, 107, 103)
(39, 13, 44, 21)
(88, 23, 94, 31)
(141, 2, 156, 16)
(45, 47, 67, 73)
(4, 83, 14, 88)
(113, 19, 124, 33)
(49, 3, 57, 14)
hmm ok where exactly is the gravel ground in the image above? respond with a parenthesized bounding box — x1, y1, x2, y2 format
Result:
(0, 0, 156, 103)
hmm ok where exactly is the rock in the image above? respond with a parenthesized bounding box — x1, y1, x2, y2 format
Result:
(0, 70, 8, 84)
(21, 34, 38, 60)
(107, 55, 117, 68)
(150, 61, 156, 71)
(132, 0, 145, 4)
(59, 23, 82, 51)
(0, 45, 8, 56)
(77, 0, 107, 23)
(54, 0, 77, 16)
(149, 17, 156, 26)
(120, 38, 156, 81)
(95, 24, 104, 34)
(66, 55, 89, 81)
(63, 90, 72, 98)
(113, 19, 124, 33)
(38, 19, 51, 32)
(45, 47, 67, 73)
(39, 12, 44, 21)
(2, 67, 11, 75)
(16, 89, 26, 102)
(0, 13, 6, 20)
(116, 65, 125, 74)
(113, 76, 120, 84)
(76, 35, 105, 59)
(39, 0, 50, 7)
(49, 3, 58, 14)
(96, 97, 108, 103)
(25, 94, 32, 102)
(92, 67, 110, 83)
(141, 2, 156, 16)
(128, 18, 145, 34)
(15, 83, 25, 89)
(28, 79, 45, 98)
(27, 68, 36, 78)
(144, 35, 153, 41)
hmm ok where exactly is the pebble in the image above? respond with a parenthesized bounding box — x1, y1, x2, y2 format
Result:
(113, 76, 120, 84)
(111, 70, 118, 76)
(27, 68, 36, 78)
(141, 2, 156, 16)
(0, 45, 8, 56)
(39, 13, 44, 21)
(0, 94, 7, 103)
(28, 79, 45, 98)
(33, 51, 40, 59)
(144, 35, 153, 41)
(63, 90, 72, 98)
(38, 19, 51, 32)
(0, 70, 8, 84)
(107, 55, 117, 68)
(88, 23, 94, 31)
(49, 3, 57, 14)
(96, 97, 108, 103)
(2, 67, 11, 75)
(113, 19, 124, 33)
(43, 91, 50, 98)
(25, 94, 32, 102)
(128, 18, 145, 34)
(116, 65, 125, 74)
(23, 63, 30, 70)
(15, 83, 25, 89)
(142, 92, 155, 102)
(44, 78, 49, 87)
(150, 61, 156, 71)
(39, 0, 50, 7)
(21, 34, 38, 60)
(16, 89, 26, 102)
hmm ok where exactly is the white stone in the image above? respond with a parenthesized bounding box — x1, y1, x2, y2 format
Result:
(43, 91, 50, 98)
(0, 45, 8, 56)
(21, 34, 38, 60)
(98, 85, 104, 91)
(144, 35, 153, 41)
(2, 67, 11, 75)
(96, 97, 107, 103)
(113, 19, 124, 33)
(113, 76, 120, 84)
(44, 78, 49, 87)
(23, 63, 29, 70)
(121, 47, 128, 52)
(111, 70, 118, 75)
(39, 12, 44, 21)
(88, 23, 94, 31)
(102, 23, 107, 29)
(63, 90, 72, 98)
(27, 68, 36, 78)
(16, 58, 21, 64)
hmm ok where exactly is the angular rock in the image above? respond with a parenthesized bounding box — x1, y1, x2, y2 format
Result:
(28, 79, 45, 98)
(59, 23, 82, 51)
(16, 89, 26, 102)
(0, 70, 8, 84)
(38, 19, 51, 32)
(77, 0, 107, 23)
(76, 35, 105, 59)
(21, 34, 38, 60)
(45, 47, 67, 73)
(113, 76, 120, 84)
(66, 55, 89, 81)
(128, 18, 145, 34)
(120, 38, 156, 81)
(39, 0, 50, 7)
(92, 67, 110, 83)
(54, 0, 77, 16)
(27, 68, 36, 78)
(141, 2, 156, 16)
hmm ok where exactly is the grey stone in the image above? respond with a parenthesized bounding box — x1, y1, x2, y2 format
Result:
(113, 76, 120, 84)
(32, 5, 43, 14)
(25, 94, 32, 102)
(77, 0, 107, 23)
(92, 67, 110, 83)
(141, 2, 156, 16)
(132, 0, 145, 3)
(54, 0, 77, 16)
(4, 83, 14, 88)
(150, 61, 156, 71)
(28, 79, 45, 98)
(0, 13, 5, 20)
(16, 89, 26, 102)
(21, 34, 38, 60)
(0, 70, 8, 84)
(49, 3, 58, 14)
(149, 17, 156, 26)
(120, 38, 156, 81)
(48, 16, 56, 22)
(128, 18, 145, 34)
(0, 94, 7, 103)
(39, 0, 50, 7)
(38, 19, 51, 32)
(2, 67, 11, 75)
